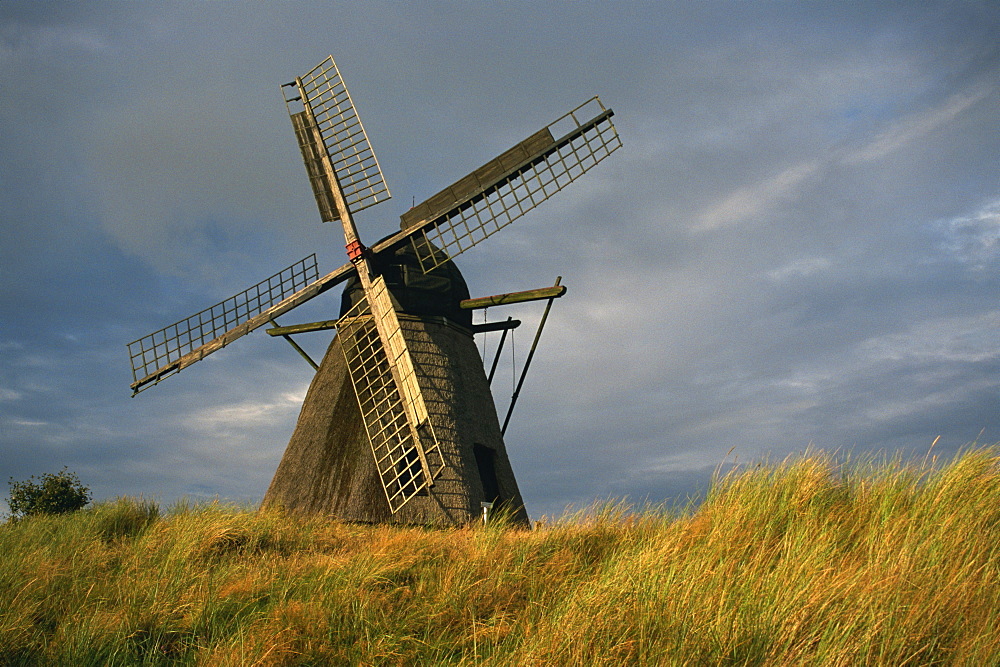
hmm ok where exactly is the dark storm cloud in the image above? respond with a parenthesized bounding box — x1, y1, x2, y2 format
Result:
(2, 1, 999, 519)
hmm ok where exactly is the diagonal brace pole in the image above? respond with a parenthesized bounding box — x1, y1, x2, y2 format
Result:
(501, 276, 561, 435)
(270, 318, 319, 370)
(487, 317, 514, 385)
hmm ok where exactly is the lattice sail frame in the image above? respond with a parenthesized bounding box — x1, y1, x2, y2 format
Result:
(401, 97, 621, 273)
(128, 255, 319, 387)
(337, 285, 445, 513)
(283, 55, 390, 219)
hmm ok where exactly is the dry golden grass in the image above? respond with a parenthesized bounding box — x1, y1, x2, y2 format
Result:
(3, 447, 1000, 665)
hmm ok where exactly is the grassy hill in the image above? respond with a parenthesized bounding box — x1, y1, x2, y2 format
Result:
(3, 447, 1000, 665)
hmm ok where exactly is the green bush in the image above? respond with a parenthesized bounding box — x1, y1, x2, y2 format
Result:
(7, 467, 90, 520)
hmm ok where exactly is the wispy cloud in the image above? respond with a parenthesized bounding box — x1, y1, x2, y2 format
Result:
(187, 390, 307, 438)
(935, 199, 1000, 270)
(859, 311, 1000, 364)
(7, 418, 49, 428)
(767, 256, 833, 282)
(0, 21, 111, 59)
(0, 387, 23, 401)
(694, 86, 991, 231)
(843, 89, 990, 164)
(695, 160, 822, 230)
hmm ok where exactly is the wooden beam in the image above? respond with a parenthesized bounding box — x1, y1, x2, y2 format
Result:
(269, 318, 319, 370)
(460, 285, 566, 310)
(400, 128, 556, 233)
(469, 319, 521, 334)
(266, 320, 339, 336)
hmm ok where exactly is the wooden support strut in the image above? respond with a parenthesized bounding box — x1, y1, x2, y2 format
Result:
(488, 317, 515, 385)
(264, 281, 564, 338)
(266, 320, 340, 336)
(269, 318, 319, 370)
(460, 285, 566, 310)
(266, 316, 522, 339)
(469, 319, 521, 335)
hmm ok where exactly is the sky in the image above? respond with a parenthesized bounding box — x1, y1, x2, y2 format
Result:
(2, 1, 999, 520)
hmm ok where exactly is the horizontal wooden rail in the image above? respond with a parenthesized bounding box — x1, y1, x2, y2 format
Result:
(460, 285, 566, 310)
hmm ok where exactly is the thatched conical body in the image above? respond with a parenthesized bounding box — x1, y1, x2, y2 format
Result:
(262, 245, 529, 527)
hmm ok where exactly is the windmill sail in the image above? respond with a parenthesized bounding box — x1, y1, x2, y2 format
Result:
(126, 215, 452, 395)
(399, 97, 621, 273)
(283, 55, 390, 220)
(337, 287, 445, 512)
(128, 255, 325, 394)
(287, 55, 446, 512)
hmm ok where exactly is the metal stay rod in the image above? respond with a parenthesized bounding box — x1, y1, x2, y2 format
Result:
(501, 276, 561, 435)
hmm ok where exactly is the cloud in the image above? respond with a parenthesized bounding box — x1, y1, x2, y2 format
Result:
(0, 387, 23, 402)
(0, 6, 119, 59)
(186, 390, 308, 439)
(935, 199, 1000, 270)
(767, 256, 833, 282)
(8, 419, 49, 428)
(843, 88, 991, 164)
(694, 160, 823, 230)
(859, 311, 1000, 365)
(692, 85, 991, 232)
(861, 380, 996, 425)
(3, 1, 1000, 520)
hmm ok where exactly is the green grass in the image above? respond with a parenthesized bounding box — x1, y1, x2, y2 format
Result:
(4, 447, 1000, 665)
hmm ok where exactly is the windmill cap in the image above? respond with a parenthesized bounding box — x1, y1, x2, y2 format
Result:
(340, 242, 472, 328)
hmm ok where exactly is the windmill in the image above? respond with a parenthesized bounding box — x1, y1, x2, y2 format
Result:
(128, 55, 621, 526)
